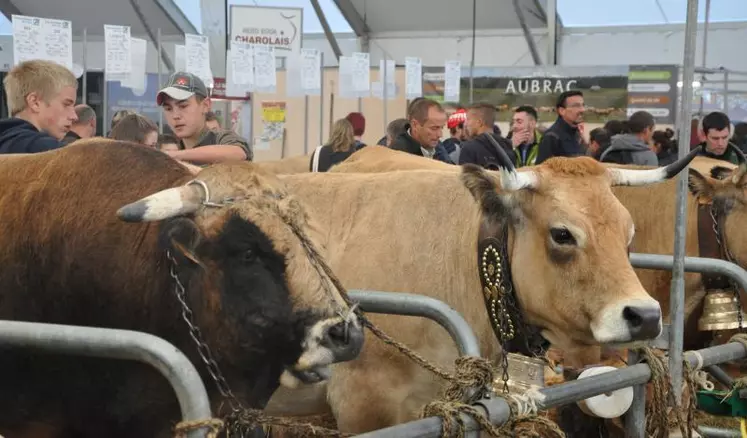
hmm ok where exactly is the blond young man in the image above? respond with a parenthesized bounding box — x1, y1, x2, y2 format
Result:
(0, 60, 78, 154)
(157, 72, 252, 164)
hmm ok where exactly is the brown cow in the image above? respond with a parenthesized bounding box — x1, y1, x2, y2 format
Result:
(262, 147, 699, 433)
(0, 140, 363, 437)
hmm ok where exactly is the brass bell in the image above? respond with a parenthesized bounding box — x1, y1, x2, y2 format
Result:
(698, 291, 747, 331)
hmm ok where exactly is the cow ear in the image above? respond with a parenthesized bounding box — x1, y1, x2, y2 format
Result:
(709, 166, 733, 180)
(159, 217, 205, 272)
(460, 164, 514, 217)
(688, 168, 714, 202)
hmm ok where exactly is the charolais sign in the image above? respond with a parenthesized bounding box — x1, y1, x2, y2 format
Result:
(229, 5, 303, 58)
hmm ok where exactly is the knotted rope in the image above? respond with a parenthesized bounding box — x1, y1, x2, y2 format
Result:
(637, 347, 698, 438)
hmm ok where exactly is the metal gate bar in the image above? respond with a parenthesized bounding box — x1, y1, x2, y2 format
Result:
(354, 341, 747, 438)
(348, 290, 481, 357)
(630, 253, 747, 293)
(0, 320, 212, 438)
(698, 426, 742, 438)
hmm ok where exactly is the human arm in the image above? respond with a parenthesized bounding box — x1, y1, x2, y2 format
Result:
(166, 145, 247, 164)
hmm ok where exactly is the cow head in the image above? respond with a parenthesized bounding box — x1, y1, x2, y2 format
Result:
(116, 162, 363, 407)
(689, 147, 747, 271)
(461, 148, 701, 351)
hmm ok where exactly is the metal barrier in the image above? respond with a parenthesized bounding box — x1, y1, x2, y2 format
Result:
(0, 320, 212, 438)
(354, 341, 747, 438)
(349, 289, 481, 358)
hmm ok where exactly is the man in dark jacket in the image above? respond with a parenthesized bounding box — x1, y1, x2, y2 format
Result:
(0, 60, 78, 154)
(694, 111, 742, 165)
(536, 90, 586, 164)
(599, 110, 658, 166)
(458, 102, 514, 169)
(390, 98, 453, 164)
(61, 104, 97, 146)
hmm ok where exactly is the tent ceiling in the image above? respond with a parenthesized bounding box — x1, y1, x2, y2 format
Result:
(334, 0, 548, 35)
(3, 0, 194, 36)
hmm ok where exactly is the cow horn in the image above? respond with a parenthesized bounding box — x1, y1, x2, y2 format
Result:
(607, 145, 702, 187)
(117, 180, 207, 222)
(483, 133, 516, 172)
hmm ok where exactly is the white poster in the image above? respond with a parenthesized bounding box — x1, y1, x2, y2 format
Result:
(444, 60, 462, 102)
(405, 57, 422, 100)
(338, 56, 355, 99)
(104, 24, 132, 82)
(230, 42, 254, 87)
(230, 5, 303, 59)
(351, 52, 370, 97)
(300, 48, 321, 95)
(224, 48, 252, 98)
(253, 45, 277, 93)
(41, 18, 73, 71)
(379, 59, 396, 100)
(185, 33, 213, 88)
(285, 52, 304, 97)
(11, 15, 42, 66)
(121, 37, 147, 93)
(174, 45, 186, 71)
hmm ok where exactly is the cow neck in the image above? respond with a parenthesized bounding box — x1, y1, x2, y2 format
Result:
(476, 216, 549, 361)
(697, 199, 737, 290)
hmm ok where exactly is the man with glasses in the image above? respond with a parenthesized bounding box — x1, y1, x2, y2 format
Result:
(536, 90, 586, 164)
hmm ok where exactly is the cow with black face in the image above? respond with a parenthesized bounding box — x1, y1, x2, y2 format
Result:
(0, 140, 363, 437)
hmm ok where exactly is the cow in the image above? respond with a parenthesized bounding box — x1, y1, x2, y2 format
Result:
(255, 153, 315, 175)
(0, 140, 364, 438)
(261, 145, 700, 434)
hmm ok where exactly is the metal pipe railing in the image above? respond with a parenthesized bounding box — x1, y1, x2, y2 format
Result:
(0, 320, 212, 438)
(355, 341, 747, 438)
(629, 253, 747, 294)
(348, 290, 481, 358)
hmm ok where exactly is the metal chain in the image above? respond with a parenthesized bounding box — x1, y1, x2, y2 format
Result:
(709, 206, 745, 332)
(166, 250, 245, 413)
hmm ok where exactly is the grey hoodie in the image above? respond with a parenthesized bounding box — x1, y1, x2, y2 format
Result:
(599, 133, 658, 166)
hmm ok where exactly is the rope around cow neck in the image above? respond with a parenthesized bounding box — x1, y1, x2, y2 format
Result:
(172, 222, 564, 437)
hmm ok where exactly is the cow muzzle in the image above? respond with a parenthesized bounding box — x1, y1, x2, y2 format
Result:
(591, 298, 662, 344)
(279, 314, 364, 388)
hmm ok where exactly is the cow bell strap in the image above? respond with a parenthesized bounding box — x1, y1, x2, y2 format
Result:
(697, 203, 732, 290)
(477, 219, 548, 360)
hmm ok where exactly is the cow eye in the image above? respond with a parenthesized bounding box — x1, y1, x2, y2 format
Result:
(550, 227, 576, 246)
(242, 249, 256, 263)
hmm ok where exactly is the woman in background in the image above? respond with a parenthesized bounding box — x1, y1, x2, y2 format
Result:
(109, 114, 159, 148)
(310, 118, 356, 172)
(652, 128, 678, 166)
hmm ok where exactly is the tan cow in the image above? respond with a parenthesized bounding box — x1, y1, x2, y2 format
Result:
(255, 153, 314, 175)
(263, 149, 699, 433)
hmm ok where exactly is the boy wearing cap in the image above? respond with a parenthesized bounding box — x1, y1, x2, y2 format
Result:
(157, 72, 253, 164)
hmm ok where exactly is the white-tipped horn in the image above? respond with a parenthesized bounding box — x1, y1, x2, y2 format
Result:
(607, 146, 702, 187)
(117, 181, 206, 222)
(498, 167, 539, 191)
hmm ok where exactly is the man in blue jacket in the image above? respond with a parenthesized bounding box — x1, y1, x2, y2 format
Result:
(536, 90, 586, 164)
(0, 59, 79, 154)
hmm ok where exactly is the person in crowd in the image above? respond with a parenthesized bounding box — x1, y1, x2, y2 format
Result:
(695, 111, 742, 165)
(310, 118, 357, 172)
(157, 71, 252, 164)
(509, 105, 542, 167)
(61, 104, 97, 146)
(442, 108, 466, 163)
(390, 98, 453, 164)
(205, 111, 221, 131)
(587, 127, 611, 160)
(600, 110, 658, 166)
(458, 102, 514, 169)
(0, 60, 77, 154)
(158, 133, 180, 153)
(377, 118, 409, 146)
(109, 113, 159, 148)
(690, 118, 702, 149)
(536, 90, 585, 163)
(603, 119, 629, 137)
(345, 112, 367, 150)
(651, 128, 678, 166)
(732, 122, 747, 153)
(108, 109, 135, 136)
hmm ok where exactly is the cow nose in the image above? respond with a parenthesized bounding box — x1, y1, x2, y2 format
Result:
(623, 304, 662, 340)
(321, 318, 364, 362)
